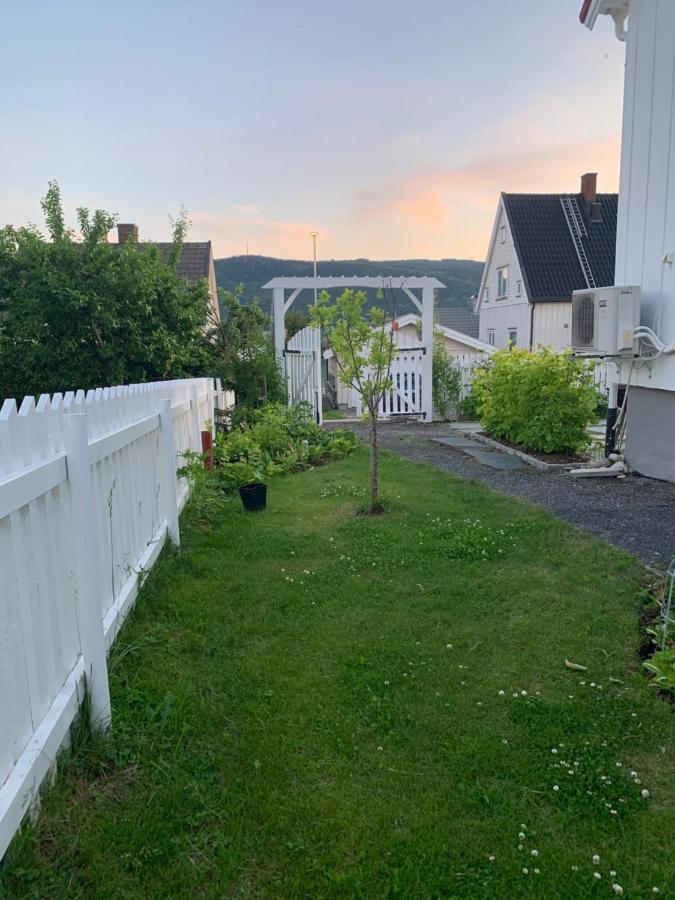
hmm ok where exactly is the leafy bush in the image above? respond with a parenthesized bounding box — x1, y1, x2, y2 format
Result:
(471, 347, 598, 454)
(458, 390, 480, 421)
(179, 403, 358, 497)
(432, 332, 462, 420)
(643, 649, 675, 692)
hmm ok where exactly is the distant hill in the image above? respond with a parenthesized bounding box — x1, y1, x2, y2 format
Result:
(214, 255, 484, 317)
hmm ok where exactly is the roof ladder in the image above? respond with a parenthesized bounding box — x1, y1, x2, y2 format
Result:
(560, 195, 596, 289)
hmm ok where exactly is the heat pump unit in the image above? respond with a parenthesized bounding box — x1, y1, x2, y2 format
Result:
(571, 286, 641, 356)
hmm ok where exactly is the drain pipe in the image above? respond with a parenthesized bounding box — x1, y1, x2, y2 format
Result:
(605, 381, 618, 456)
(529, 303, 535, 349)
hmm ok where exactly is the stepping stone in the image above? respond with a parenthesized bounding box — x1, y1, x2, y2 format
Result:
(431, 437, 482, 449)
(463, 448, 525, 470)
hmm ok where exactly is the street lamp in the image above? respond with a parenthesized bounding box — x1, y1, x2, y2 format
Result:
(311, 231, 319, 304)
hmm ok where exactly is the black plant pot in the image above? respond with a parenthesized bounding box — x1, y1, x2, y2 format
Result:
(239, 482, 267, 512)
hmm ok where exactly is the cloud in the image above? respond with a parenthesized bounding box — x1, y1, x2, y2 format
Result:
(348, 135, 620, 258)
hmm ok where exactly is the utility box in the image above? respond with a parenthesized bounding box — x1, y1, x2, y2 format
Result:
(571, 285, 641, 356)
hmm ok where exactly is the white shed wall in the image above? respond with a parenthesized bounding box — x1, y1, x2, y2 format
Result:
(615, 0, 675, 393)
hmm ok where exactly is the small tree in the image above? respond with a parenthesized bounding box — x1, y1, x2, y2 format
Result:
(310, 287, 397, 512)
(432, 330, 462, 419)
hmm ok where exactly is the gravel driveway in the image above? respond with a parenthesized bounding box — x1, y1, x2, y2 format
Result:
(328, 420, 675, 566)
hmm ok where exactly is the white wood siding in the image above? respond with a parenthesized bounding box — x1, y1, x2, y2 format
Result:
(615, 0, 675, 392)
(478, 199, 530, 348)
(532, 301, 572, 350)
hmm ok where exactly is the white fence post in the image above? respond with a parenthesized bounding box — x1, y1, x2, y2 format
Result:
(159, 399, 180, 548)
(63, 413, 112, 732)
(189, 384, 201, 452)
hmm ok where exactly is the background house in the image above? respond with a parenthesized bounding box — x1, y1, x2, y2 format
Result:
(475, 175, 617, 350)
(582, 0, 675, 482)
(113, 224, 220, 325)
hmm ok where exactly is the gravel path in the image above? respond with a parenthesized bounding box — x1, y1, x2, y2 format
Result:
(328, 420, 675, 566)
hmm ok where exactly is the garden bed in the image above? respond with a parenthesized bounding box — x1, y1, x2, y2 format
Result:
(3, 449, 673, 898)
(479, 432, 588, 466)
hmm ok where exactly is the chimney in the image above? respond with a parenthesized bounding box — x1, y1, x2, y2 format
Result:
(580, 172, 597, 204)
(117, 223, 139, 244)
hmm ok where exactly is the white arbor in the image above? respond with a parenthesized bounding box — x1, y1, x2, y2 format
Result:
(263, 276, 444, 422)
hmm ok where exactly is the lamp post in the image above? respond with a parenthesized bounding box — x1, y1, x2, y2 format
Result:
(311, 231, 319, 304)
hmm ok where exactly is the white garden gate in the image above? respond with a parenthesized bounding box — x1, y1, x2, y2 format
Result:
(284, 325, 322, 423)
(264, 276, 445, 424)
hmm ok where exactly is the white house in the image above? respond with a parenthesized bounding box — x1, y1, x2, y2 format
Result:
(475, 176, 617, 351)
(325, 312, 494, 415)
(582, 0, 675, 482)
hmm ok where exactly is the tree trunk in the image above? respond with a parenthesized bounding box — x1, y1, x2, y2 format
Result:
(369, 408, 378, 510)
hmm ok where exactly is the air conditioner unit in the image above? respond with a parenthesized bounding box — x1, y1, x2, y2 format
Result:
(571, 286, 641, 356)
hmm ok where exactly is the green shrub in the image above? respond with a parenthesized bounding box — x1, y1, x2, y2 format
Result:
(458, 390, 480, 421)
(432, 332, 462, 420)
(180, 403, 358, 498)
(471, 347, 597, 454)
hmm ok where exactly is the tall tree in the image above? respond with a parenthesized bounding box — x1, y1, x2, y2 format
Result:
(209, 287, 286, 408)
(0, 183, 215, 402)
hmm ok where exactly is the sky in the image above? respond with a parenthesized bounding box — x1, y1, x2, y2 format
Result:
(0, 1, 626, 262)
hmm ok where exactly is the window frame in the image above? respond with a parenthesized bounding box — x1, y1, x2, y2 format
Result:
(499, 225, 506, 244)
(508, 328, 518, 347)
(516, 279, 522, 297)
(497, 266, 509, 299)
(487, 328, 495, 346)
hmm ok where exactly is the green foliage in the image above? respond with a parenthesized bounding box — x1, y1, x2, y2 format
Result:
(432, 330, 462, 419)
(310, 287, 397, 511)
(178, 403, 357, 499)
(458, 389, 480, 421)
(284, 309, 310, 339)
(310, 289, 395, 414)
(643, 649, 675, 692)
(209, 287, 285, 408)
(471, 347, 598, 454)
(0, 182, 216, 401)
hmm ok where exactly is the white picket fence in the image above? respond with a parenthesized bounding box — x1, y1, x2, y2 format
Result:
(0, 377, 232, 860)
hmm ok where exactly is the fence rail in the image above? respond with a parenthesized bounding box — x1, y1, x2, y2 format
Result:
(0, 377, 233, 860)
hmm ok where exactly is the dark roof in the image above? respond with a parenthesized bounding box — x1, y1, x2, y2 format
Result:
(435, 307, 480, 338)
(502, 193, 617, 302)
(110, 241, 213, 284)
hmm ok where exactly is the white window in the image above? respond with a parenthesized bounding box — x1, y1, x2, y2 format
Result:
(516, 280, 522, 297)
(484, 286, 490, 302)
(500, 225, 506, 243)
(497, 266, 509, 298)
(487, 329, 495, 346)
(508, 328, 517, 346)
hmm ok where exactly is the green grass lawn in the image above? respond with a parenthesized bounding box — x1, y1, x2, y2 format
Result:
(323, 409, 348, 420)
(3, 449, 674, 898)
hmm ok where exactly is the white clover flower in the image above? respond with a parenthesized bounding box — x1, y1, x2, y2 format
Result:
(571, 865, 578, 872)
(610, 871, 617, 877)
(553, 785, 559, 791)
(518, 844, 524, 851)
(377, 746, 383, 751)
(630, 770, 638, 778)
(530, 850, 538, 857)
(594, 872, 602, 879)
(533, 868, 540, 874)
(518, 832, 525, 840)
(521, 823, 527, 829)
(652, 888, 660, 894)
(641, 789, 650, 798)
(612, 885, 624, 896)
(521, 690, 527, 696)
(488, 855, 495, 862)
(592, 855, 600, 865)
(498, 690, 505, 696)
(551, 748, 558, 754)
(522, 868, 529, 875)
